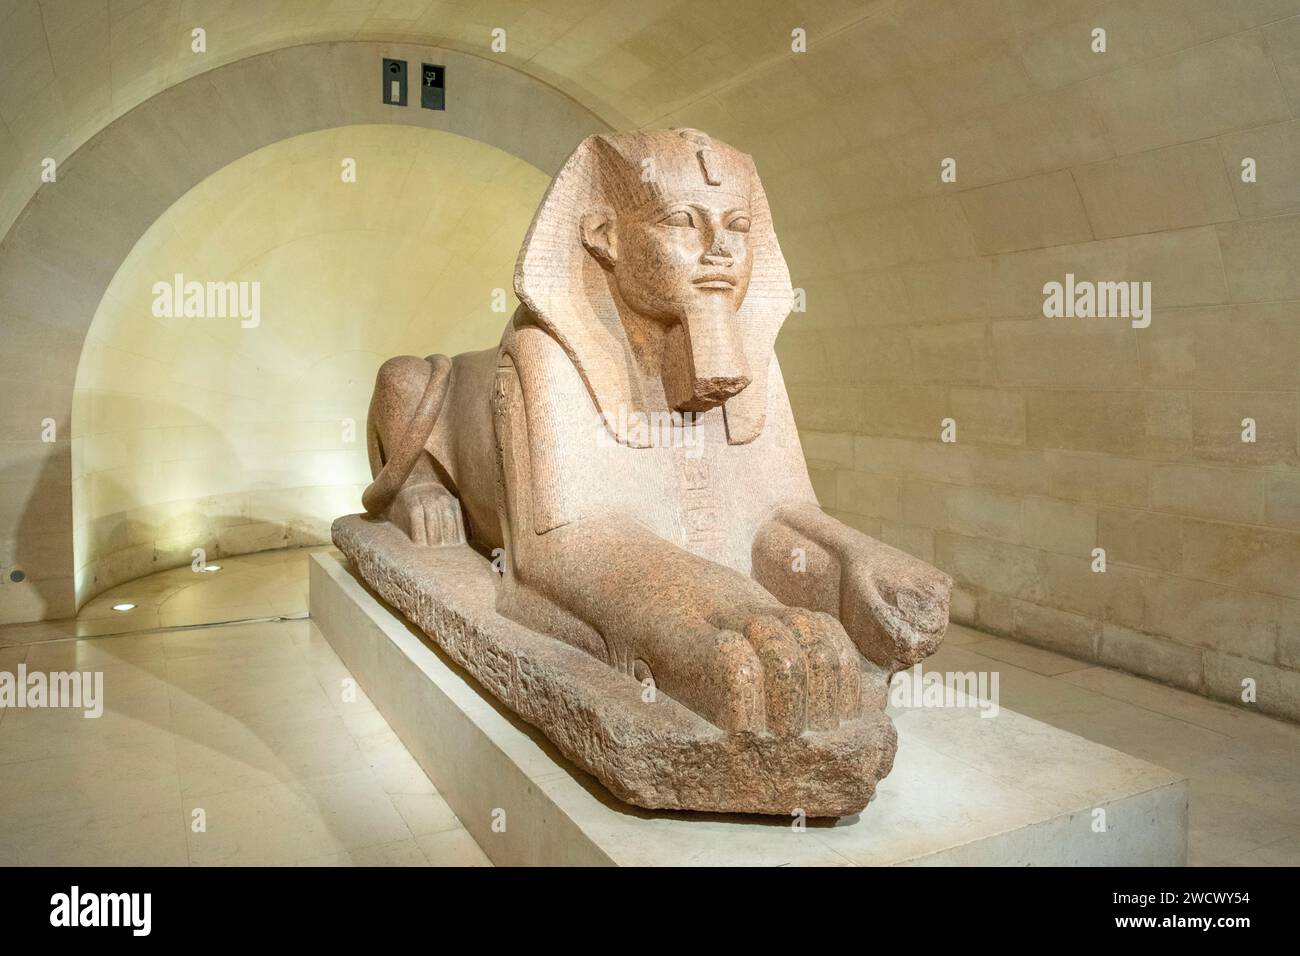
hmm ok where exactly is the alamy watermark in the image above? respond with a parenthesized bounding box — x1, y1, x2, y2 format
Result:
(890, 664, 1000, 718)
(597, 406, 704, 458)
(152, 272, 261, 328)
(1042, 273, 1151, 328)
(0, 665, 103, 718)
(50, 886, 150, 936)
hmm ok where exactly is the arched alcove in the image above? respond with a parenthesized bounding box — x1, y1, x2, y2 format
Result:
(0, 41, 608, 623)
(72, 125, 551, 606)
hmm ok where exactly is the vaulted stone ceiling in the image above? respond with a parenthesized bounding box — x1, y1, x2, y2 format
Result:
(0, 0, 873, 238)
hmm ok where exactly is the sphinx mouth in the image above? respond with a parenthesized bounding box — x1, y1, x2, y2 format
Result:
(692, 273, 736, 289)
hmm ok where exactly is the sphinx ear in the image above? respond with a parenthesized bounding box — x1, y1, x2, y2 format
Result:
(579, 208, 617, 268)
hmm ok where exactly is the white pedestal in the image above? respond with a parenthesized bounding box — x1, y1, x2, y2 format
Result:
(310, 552, 1188, 866)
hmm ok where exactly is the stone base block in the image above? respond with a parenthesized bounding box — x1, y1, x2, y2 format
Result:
(310, 551, 1188, 866)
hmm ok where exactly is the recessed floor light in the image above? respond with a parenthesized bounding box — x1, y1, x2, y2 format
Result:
(202, 564, 222, 572)
(111, 602, 136, 612)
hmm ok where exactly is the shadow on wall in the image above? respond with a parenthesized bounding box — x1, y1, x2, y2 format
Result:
(4, 447, 74, 622)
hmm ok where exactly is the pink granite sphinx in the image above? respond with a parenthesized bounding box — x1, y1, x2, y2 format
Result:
(333, 129, 951, 816)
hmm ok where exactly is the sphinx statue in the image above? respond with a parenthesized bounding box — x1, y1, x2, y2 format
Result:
(333, 128, 951, 816)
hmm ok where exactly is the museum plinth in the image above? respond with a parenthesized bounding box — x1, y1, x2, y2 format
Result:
(310, 551, 1188, 866)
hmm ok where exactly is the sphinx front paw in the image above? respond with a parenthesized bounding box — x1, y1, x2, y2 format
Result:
(633, 603, 864, 737)
(388, 481, 466, 546)
(843, 552, 951, 671)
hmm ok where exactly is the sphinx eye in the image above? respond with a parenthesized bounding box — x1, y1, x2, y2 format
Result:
(659, 209, 695, 228)
(728, 216, 751, 233)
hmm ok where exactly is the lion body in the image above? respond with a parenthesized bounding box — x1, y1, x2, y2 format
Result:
(408, 311, 817, 576)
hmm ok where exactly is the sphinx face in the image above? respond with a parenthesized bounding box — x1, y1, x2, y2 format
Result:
(582, 191, 754, 412)
(610, 194, 754, 324)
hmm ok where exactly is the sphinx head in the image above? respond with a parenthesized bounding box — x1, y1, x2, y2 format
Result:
(578, 130, 755, 412)
(515, 129, 791, 445)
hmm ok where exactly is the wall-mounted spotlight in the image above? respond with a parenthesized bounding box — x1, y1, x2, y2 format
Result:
(382, 58, 408, 106)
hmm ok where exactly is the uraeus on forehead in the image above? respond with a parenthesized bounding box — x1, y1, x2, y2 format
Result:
(594, 129, 753, 210)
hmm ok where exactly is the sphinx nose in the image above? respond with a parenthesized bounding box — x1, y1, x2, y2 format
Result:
(701, 234, 732, 264)
(697, 221, 732, 261)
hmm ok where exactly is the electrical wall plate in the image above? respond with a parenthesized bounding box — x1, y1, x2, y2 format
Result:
(421, 63, 445, 110)
(383, 58, 408, 106)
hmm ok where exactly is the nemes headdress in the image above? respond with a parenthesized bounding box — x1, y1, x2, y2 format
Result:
(514, 128, 793, 446)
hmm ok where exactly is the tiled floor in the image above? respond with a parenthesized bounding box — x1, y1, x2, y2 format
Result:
(933, 627, 1300, 866)
(1, 547, 1297, 866)
(0, 547, 330, 644)
(0, 548, 489, 866)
